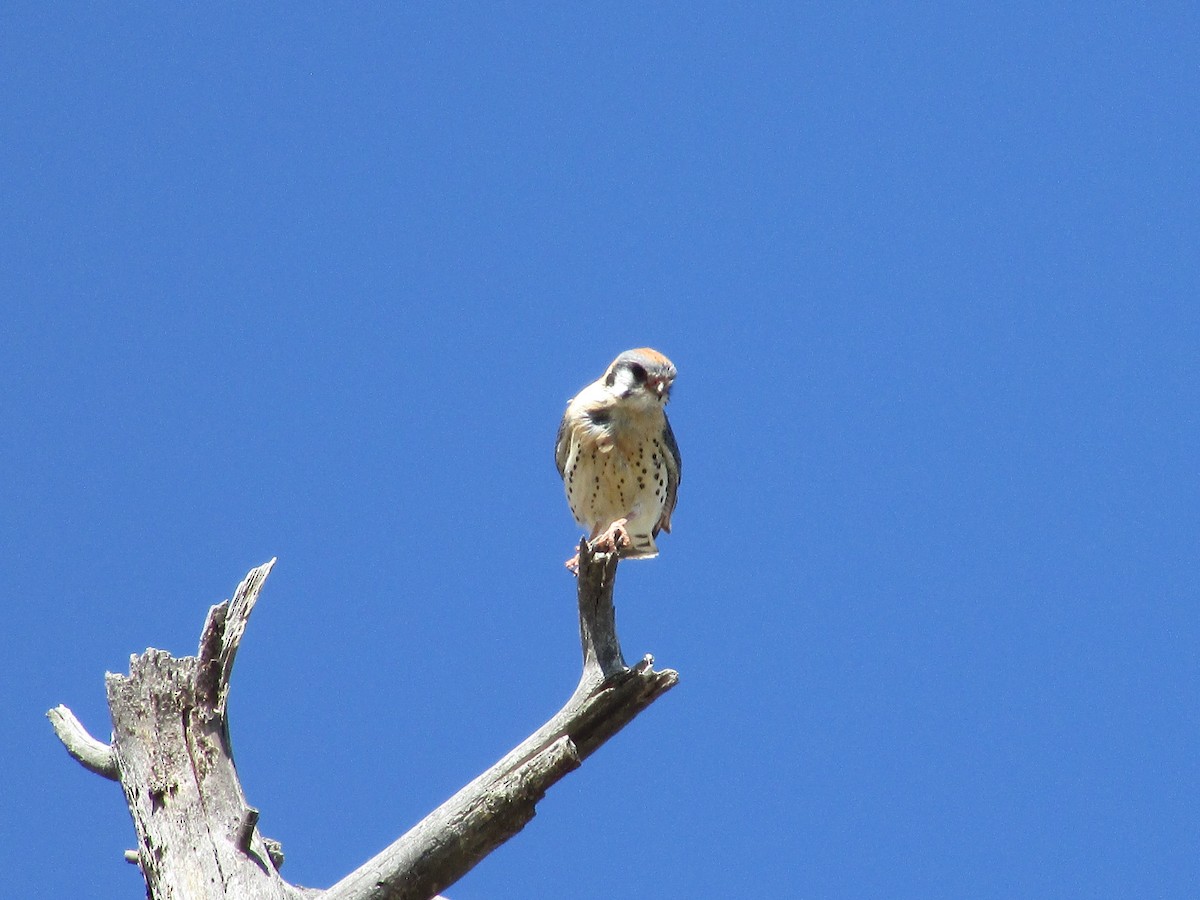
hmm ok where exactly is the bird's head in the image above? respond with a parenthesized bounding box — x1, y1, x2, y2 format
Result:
(603, 348, 676, 407)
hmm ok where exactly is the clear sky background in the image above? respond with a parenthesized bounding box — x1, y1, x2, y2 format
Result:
(2, 5, 1196, 898)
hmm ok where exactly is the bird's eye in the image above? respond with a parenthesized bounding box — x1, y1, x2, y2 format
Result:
(627, 363, 648, 383)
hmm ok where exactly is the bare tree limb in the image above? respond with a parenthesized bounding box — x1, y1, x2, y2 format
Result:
(324, 541, 679, 900)
(47, 704, 118, 780)
(49, 543, 678, 899)
(196, 558, 275, 717)
(103, 560, 298, 900)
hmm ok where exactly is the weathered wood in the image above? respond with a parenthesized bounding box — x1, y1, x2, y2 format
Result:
(102, 560, 300, 899)
(576, 538, 627, 682)
(47, 704, 118, 780)
(324, 541, 678, 900)
(50, 544, 678, 900)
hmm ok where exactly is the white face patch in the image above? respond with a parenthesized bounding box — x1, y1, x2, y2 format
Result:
(612, 366, 639, 397)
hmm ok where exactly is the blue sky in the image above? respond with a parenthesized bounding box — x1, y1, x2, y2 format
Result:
(2, 5, 1197, 898)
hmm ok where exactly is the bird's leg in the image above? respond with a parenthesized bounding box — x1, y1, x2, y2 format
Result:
(589, 517, 631, 556)
(567, 517, 631, 574)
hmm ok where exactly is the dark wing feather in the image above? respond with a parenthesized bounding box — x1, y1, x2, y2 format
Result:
(554, 409, 572, 479)
(655, 413, 682, 535)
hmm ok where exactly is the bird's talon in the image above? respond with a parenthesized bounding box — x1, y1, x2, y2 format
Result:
(613, 524, 632, 552)
(589, 519, 631, 557)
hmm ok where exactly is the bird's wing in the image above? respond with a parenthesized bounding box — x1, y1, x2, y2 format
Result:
(554, 408, 572, 479)
(656, 413, 682, 534)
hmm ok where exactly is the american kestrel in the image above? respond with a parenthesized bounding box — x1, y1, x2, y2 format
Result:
(555, 348, 682, 569)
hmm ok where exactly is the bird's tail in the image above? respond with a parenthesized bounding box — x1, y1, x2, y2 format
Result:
(621, 532, 659, 559)
(586, 520, 660, 559)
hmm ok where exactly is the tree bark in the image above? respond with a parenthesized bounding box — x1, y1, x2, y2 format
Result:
(50, 542, 677, 899)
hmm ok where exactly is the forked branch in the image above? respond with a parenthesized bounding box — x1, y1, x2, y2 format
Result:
(327, 541, 678, 900)
(49, 544, 678, 900)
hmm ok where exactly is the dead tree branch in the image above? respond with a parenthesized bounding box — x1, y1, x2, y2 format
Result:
(325, 540, 678, 900)
(49, 542, 678, 899)
(47, 704, 118, 780)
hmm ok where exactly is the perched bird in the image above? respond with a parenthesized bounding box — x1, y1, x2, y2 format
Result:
(555, 348, 682, 569)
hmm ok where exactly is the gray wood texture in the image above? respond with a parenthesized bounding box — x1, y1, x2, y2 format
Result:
(50, 543, 677, 899)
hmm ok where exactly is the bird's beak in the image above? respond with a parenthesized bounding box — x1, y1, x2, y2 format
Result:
(648, 376, 671, 400)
